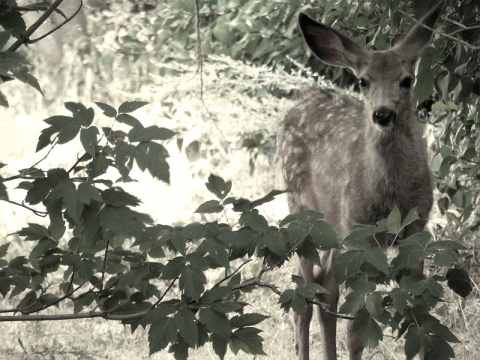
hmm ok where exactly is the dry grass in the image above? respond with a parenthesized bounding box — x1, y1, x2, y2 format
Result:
(0, 48, 479, 360)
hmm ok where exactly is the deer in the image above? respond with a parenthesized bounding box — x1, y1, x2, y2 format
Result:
(277, 2, 444, 360)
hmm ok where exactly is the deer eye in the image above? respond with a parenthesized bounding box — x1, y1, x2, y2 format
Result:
(400, 76, 414, 89)
(359, 78, 369, 89)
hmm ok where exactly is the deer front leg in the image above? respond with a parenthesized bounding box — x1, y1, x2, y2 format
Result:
(295, 303, 313, 360)
(316, 250, 339, 360)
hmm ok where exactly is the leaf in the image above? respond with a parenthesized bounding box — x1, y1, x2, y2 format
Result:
(65, 102, 94, 127)
(401, 207, 419, 229)
(43, 116, 81, 144)
(25, 178, 52, 204)
(17, 223, 50, 241)
(229, 327, 266, 356)
(387, 205, 402, 235)
(352, 308, 383, 348)
(212, 301, 244, 314)
(200, 286, 231, 306)
(251, 189, 288, 208)
(128, 126, 176, 142)
(229, 313, 269, 329)
(118, 101, 148, 113)
(0, 178, 7, 201)
(0, 243, 10, 258)
(99, 205, 152, 238)
(148, 317, 178, 355)
(205, 174, 232, 200)
(135, 142, 170, 183)
(295, 283, 327, 298)
(334, 250, 365, 283)
(63, 183, 102, 223)
(0, 30, 12, 49)
(198, 307, 231, 339)
(365, 292, 384, 319)
(95, 102, 117, 117)
(116, 113, 143, 127)
(212, 334, 228, 359)
(309, 220, 339, 250)
(260, 229, 286, 257)
(295, 238, 321, 266)
(364, 247, 389, 275)
(174, 308, 198, 348)
(389, 287, 411, 312)
(80, 126, 99, 157)
(101, 188, 141, 207)
(194, 200, 224, 214)
(446, 268, 472, 298)
(239, 210, 268, 233)
(180, 265, 206, 300)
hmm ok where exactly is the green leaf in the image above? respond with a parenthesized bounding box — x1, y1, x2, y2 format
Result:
(251, 189, 288, 208)
(229, 327, 266, 356)
(95, 102, 117, 117)
(64, 183, 102, 223)
(309, 220, 339, 250)
(200, 286, 231, 306)
(401, 207, 419, 229)
(80, 126, 99, 157)
(260, 229, 286, 257)
(0, 179, 8, 200)
(364, 247, 389, 275)
(198, 307, 231, 339)
(118, 101, 148, 113)
(17, 223, 50, 241)
(180, 265, 206, 300)
(99, 205, 152, 238)
(0, 243, 10, 258)
(212, 301, 244, 314)
(0, 30, 12, 50)
(334, 250, 365, 283)
(365, 292, 384, 319)
(295, 283, 327, 298)
(387, 205, 402, 235)
(239, 210, 268, 233)
(446, 268, 472, 298)
(175, 308, 198, 348)
(43, 115, 81, 144)
(65, 102, 94, 127)
(194, 200, 224, 214)
(229, 313, 269, 328)
(205, 174, 232, 200)
(101, 188, 140, 207)
(148, 317, 178, 355)
(116, 113, 143, 127)
(128, 126, 176, 142)
(135, 142, 170, 183)
(352, 308, 383, 348)
(212, 334, 228, 359)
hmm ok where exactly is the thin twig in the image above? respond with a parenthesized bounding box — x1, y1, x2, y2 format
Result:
(8, 0, 65, 52)
(2, 199, 47, 217)
(397, 9, 480, 50)
(29, 0, 84, 44)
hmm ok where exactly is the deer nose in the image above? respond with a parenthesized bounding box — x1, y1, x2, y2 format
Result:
(373, 107, 396, 127)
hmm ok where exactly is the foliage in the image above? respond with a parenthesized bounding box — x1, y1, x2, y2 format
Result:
(0, 1, 478, 359)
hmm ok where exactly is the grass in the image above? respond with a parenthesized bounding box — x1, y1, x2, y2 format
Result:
(0, 44, 479, 360)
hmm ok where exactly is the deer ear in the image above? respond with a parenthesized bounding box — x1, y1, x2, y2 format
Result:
(395, 1, 444, 61)
(298, 13, 367, 72)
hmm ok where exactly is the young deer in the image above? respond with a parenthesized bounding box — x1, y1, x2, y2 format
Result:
(278, 3, 443, 360)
